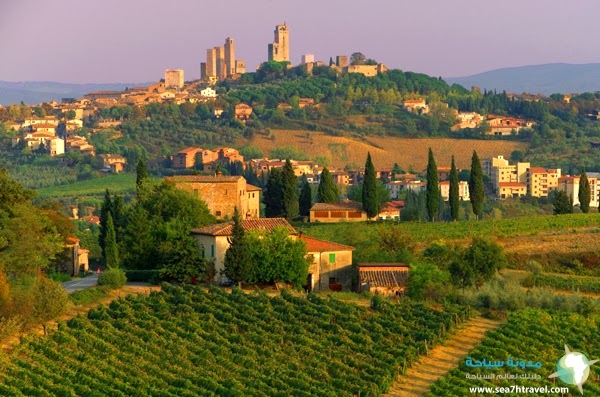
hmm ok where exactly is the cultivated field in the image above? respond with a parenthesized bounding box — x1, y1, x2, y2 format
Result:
(426, 309, 600, 396)
(35, 173, 137, 198)
(246, 130, 528, 169)
(0, 285, 469, 396)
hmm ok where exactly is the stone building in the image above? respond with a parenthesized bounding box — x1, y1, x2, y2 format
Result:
(167, 175, 261, 220)
(99, 154, 127, 173)
(268, 23, 290, 62)
(224, 37, 236, 76)
(164, 69, 184, 89)
(172, 147, 203, 169)
(357, 263, 409, 296)
(309, 202, 367, 223)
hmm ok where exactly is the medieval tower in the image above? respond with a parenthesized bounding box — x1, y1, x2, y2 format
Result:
(268, 23, 289, 63)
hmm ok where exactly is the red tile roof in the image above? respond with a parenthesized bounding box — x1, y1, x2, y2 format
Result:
(300, 235, 354, 252)
(247, 184, 262, 192)
(528, 167, 548, 174)
(177, 147, 202, 154)
(310, 202, 363, 211)
(191, 218, 296, 236)
(166, 175, 242, 183)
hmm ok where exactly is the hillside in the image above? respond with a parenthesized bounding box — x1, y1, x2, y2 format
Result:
(0, 81, 150, 106)
(444, 63, 600, 95)
(246, 129, 527, 169)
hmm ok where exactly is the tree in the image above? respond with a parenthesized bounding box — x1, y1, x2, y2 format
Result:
(224, 208, 251, 286)
(299, 175, 312, 217)
(407, 263, 450, 301)
(136, 158, 149, 194)
(264, 168, 284, 217)
(33, 277, 70, 335)
(362, 152, 378, 218)
(449, 156, 460, 221)
(350, 52, 366, 66)
(425, 148, 439, 221)
(554, 190, 573, 215)
(281, 159, 299, 219)
(347, 181, 390, 209)
(104, 213, 119, 268)
(99, 189, 113, 260)
(469, 150, 484, 220)
(450, 238, 503, 288)
(317, 167, 338, 203)
(579, 169, 591, 213)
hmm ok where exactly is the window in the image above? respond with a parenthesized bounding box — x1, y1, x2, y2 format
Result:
(329, 277, 337, 285)
(215, 211, 222, 216)
(329, 253, 336, 263)
(211, 245, 215, 257)
(201, 245, 205, 258)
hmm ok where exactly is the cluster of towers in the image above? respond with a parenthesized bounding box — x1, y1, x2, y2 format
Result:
(200, 23, 290, 83)
(200, 37, 246, 82)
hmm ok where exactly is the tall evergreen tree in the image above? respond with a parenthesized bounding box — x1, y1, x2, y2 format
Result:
(362, 152, 378, 218)
(281, 159, 299, 219)
(264, 168, 284, 217)
(136, 158, 149, 193)
(579, 169, 591, 213)
(317, 167, 339, 203)
(299, 175, 312, 217)
(554, 190, 574, 215)
(425, 148, 439, 222)
(111, 194, 125, 241)
(104, 212, 120, 268)
(99, 189, 113, 259)
(449, 156, 460, 221)
(224, 208, 251, 286)
(469, 150, 484, 220)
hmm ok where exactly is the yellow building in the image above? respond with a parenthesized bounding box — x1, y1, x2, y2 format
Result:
(167, 175, 261, 220)
(527, 167, 561, 197)
(309, 202, 367, 223)
(497, 182, 527, 199)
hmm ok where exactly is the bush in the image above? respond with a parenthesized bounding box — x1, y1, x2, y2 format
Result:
(47, 272, 72, 283)
(98, 268, 127, 288)
(124, 270, 160, 283)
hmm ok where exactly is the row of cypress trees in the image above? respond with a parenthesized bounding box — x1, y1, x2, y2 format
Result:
(426, 148, 484, 222)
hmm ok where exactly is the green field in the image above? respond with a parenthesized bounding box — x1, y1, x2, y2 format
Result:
(298, 214, 600, 262)
(0, 285, 469, 396)
(532, 273, 600, 294)
(35, 173, 137, 198)
(426, 309, 600, 396)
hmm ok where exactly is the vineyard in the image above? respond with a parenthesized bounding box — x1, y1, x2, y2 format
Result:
(426, 309, 600, 396)
(532, 273, 600, 294)
(35, 173, 137, 198)
(0, 285, 470, 396)
(245, 129, 527, 169)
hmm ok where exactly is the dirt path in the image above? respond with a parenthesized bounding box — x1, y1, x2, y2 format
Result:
(385, 316, 502, 397)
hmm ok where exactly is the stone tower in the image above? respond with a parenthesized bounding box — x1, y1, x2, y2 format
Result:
(268, 23, 289, 63)
(206, 48, 217, 78)
(214, 46, 226, 80)
(224, 37, 236, 77)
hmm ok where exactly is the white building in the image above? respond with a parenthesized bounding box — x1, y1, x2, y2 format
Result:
(200, 87, 217, 98)
(557, 175, 599, 208)
(439, 181, 470, 201)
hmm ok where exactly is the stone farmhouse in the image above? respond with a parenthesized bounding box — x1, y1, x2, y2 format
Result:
(191, 218, 355, 291)
(167, 175, 261, 220)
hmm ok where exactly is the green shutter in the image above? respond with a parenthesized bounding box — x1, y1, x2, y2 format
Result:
(211, 245, 215, 257)
(329, 253, 336, 263)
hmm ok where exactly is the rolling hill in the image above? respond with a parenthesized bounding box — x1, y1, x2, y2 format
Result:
(444, 63, 600, 95)
(246, 130, 528, 170)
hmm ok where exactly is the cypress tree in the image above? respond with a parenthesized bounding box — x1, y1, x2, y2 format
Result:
(299, 175, 312, 217)
(554, 190, 574, 215)
(136, 158, 149, 194)
(469, 150, 484, 220)
(104, 212, 120, 268)
(362, 152, 378, 218)
(449, 156, 460, 221)
(224, 208, 251, 287)
(425, 148, 439, 222)
(281, 159, 299, 219)
(99, 189, 113, 259)
(317, 167, 339, 203)
(579, 169, 591, 213)
(264, 168, 284, 217)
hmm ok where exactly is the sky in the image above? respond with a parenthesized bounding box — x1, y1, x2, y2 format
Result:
(0, 0, 598, 84)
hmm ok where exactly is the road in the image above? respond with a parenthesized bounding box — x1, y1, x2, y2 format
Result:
(62, 274, 99, 294)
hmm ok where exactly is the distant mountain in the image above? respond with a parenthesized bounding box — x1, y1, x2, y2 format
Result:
(0, 81, 152, 106)
(444, 63, 600, 95)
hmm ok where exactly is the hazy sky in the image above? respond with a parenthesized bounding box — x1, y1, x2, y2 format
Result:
(1, 0, 598, 83)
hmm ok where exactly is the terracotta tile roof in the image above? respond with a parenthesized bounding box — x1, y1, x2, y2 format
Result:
(247, 184, 262, 192)
(358, 264, 409, 288)
(32, 123, 57, 129)
(165, 175, 242, 183)
(300, 235, 355, 252)
(191, 218, 296, 236)
(528, 167, 548, 174)
(403, 99, 425, 104)
(99, 154, 126, 161)
(388, 201, 405, 208)
(310, 202, 363, 211)
(498, 182, 526, 188)
(177, 147, 202, 154)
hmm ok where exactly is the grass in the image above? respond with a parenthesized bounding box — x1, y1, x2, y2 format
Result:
(69, 286, 112, 306)
(35, 173, 137, 198)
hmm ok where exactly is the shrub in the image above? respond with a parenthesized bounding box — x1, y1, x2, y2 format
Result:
(98, 268, 127, 288)
(124, 270, 160, 283)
